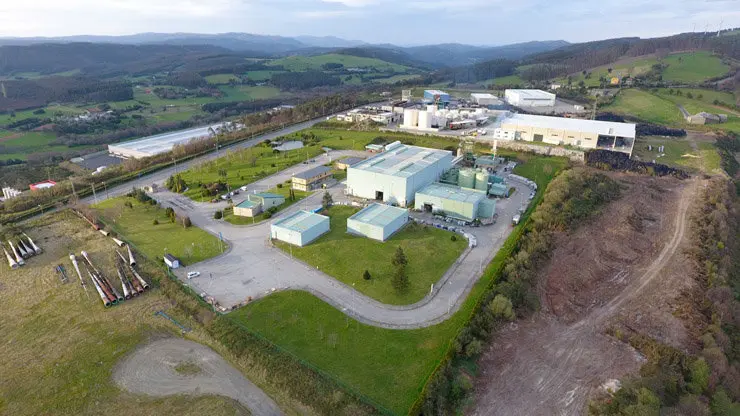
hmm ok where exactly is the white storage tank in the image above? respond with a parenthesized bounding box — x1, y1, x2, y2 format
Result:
(418, 111, 432, 129)
(474, 170, 489, 192)
(403, 109, 419, 128)
(458, 169, 475, 189)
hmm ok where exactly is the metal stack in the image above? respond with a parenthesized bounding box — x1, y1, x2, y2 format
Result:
(3, 233, 43, 270)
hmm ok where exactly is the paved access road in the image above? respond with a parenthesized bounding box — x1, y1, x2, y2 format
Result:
(113, 338, 283, 416)
(157, 166, 530, 329)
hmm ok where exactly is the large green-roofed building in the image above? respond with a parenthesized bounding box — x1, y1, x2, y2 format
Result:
(270, 210, 330, 246)
(347, 203, 409, 242)
(414, 182, 496, 221)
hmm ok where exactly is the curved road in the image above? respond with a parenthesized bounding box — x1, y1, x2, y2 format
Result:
(114, 338, 283, 416)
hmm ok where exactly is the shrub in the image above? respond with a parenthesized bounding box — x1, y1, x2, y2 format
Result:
(152, 219, 158, 225)
(213, 210, 223, 220)
(363, 270, 371, 280)
(276, 183, 283, 188)
(450, 235, 457, 242)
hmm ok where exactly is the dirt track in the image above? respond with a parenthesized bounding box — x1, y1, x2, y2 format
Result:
(471, 175, 696, 416)
(113, 338, 283, 416)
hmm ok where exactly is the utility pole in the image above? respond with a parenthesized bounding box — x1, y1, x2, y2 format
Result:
(91, 183, 98, 204)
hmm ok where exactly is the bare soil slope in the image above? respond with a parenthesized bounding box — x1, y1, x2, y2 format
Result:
(471, 174, 698, 416)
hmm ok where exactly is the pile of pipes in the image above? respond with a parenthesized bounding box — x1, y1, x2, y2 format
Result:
(3, 233, 42, 269)
(68, 245, 149, 308)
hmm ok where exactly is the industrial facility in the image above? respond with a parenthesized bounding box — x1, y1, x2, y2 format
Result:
(423, 89, 450, 108)
(107, 123, 231, 159)
(504, 89, 557, 107)
(470, 93, 504, 107)
(492, 112, 636, 154)
(347, 203, 409, 242)
(270, 210, 330, 247)
(346, 141, 453, 207)
(414, 183, 496, 222)
(234, 192, 286, 217)
(401, 106, 490, 132)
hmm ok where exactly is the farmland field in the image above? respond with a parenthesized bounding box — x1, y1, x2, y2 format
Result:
(602, 89, 684, 125)
(245, 70, 284, 81)
(661, 51, 730, 83)
(632, 136, 722, 174)
(274, 205, 467, 305)
(267, 53, 407, 72)
(0, 213, 248, 416)
(217, 85, 282, 101)
(205, 74, 241, 85)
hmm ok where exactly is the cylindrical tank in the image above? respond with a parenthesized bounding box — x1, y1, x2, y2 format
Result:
(475, 170, 489, 192)
(418, 111, 431, 129)
(403, 109, 418, 128)
(458, 169, 475, 189)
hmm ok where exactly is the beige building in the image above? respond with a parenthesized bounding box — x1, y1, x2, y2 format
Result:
(292, 166, 332, 192)
(493, 113, 636, 154)
(233, 192, 285, 217)
(686, 112, 727, 125)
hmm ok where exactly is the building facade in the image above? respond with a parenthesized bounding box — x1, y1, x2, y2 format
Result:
(234, 193, 286, 217)
(346, 142, 453, 207)
(270, 210, 330, 247)
(347, 203, 409, 242)
(292, 166, 333, 192)
(504, 89, 556, 107)
(415, 182, 495, 222)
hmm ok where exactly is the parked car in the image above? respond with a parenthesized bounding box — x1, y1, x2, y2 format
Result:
(240, 185, 248, 191)
(187, 271, 200, 279)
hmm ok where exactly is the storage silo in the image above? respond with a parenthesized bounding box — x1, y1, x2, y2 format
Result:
(418, 111, 432, 129)
(458, 169, 475, 189)
(403, 109, 418, 128)
(474, 170, 489, 192)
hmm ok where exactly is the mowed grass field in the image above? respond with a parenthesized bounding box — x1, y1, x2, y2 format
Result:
(603, 89, 684, 125)
(224, 152, 568, 414)
(93, 197, 225, 265)
(633, 136, 722, 174)
(177, 145, 326, 201)
(223, 186, 310, 225)
(274, 205, 467, 305)
(205, 74, 241, 84)
(267, 53, 407, 72)
(0, 213, 248, 416)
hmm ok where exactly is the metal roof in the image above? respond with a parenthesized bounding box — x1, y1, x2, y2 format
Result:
(107, 124, 225, 157)
(471, 93, 497, 99)
(292, 165, 331, 180)
(164, 253, 179, 262)
(500, 113, 636, 138)
(337, 157, 365, 166)
(254, 192, 284, 199)
(272, 210, 329, 233)
(424, 89, 449, 96)
(349, 203, 407, 228)
(416, 182, 487, 204)
(350, 144, 451, 178)
(236, 200, 257, 208)
(505, 89, 556, 99)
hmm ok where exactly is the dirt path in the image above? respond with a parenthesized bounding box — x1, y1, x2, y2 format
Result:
(471, 177, 696, 416)
(113, 338, 283, 416)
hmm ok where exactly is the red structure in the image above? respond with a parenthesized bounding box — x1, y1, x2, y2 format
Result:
(29, 180, 57, 191)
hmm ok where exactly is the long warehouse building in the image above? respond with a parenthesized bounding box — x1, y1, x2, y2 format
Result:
(346, 141, 453, 207)
(108, 123, 231, 159)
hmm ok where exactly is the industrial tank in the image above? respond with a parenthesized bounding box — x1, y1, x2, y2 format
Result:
(474, 170, 490, 192)
(418, 111, 432, 129)
(458, 169, 476, 189)
(403, 109, 418, 128)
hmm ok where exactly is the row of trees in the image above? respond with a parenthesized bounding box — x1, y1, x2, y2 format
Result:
(270, 71, 341, 90)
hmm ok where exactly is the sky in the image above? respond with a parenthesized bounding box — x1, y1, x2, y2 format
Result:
(1, 0, 739, 45)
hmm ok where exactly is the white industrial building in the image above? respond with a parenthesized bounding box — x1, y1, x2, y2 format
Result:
(504, 89, 556, 107)
(108, 123, 232, 159)
(270, 210, 330, 247)
(347, 203, 409, 242)
(493, 112, 636, 154)
(346, 141, 453, 207)
(470, 93, 501, 106)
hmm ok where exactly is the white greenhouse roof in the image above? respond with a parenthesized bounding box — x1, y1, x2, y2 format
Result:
(500, 113, 636, 138)
(272, 210, 328, 233)
(108, 124, 224, 157)
(349, 203, 407, 228)
(350, 144, 450, 178)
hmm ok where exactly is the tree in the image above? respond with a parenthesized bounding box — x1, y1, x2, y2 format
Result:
(322, 191, 333, 210)
(363, 270, 371, 280)
(165, 207, 176, 223)
(214, 210, 223, 219)
(152, 218, 159, 225)
(488, 295, 515, 321)
(391, 247, 409, 293)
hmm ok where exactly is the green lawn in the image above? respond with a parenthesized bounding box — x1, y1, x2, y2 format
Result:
(218, 85, 282, 101)
(205, 74, 241, 85)
(632, 137, 723, 174)
(274, 206, 467, 305)
(223, 186, 310, 225)
(560, 56, 658, 87)
(603, 89, 684, 125)
(177, 145, 325, 201)
(267, 53, 407, 72)
(219, 149, 567, 414)
(0, 131, 71, 160)
(93, 197, 225, 266)
(653, 89, 740, 134)
(661, 51, 730, 83)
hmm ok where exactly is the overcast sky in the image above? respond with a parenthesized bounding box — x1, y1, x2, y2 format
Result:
(1, 0, 739, 45)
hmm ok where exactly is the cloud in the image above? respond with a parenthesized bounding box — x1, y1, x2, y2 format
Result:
(297, 10, 355, 19)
